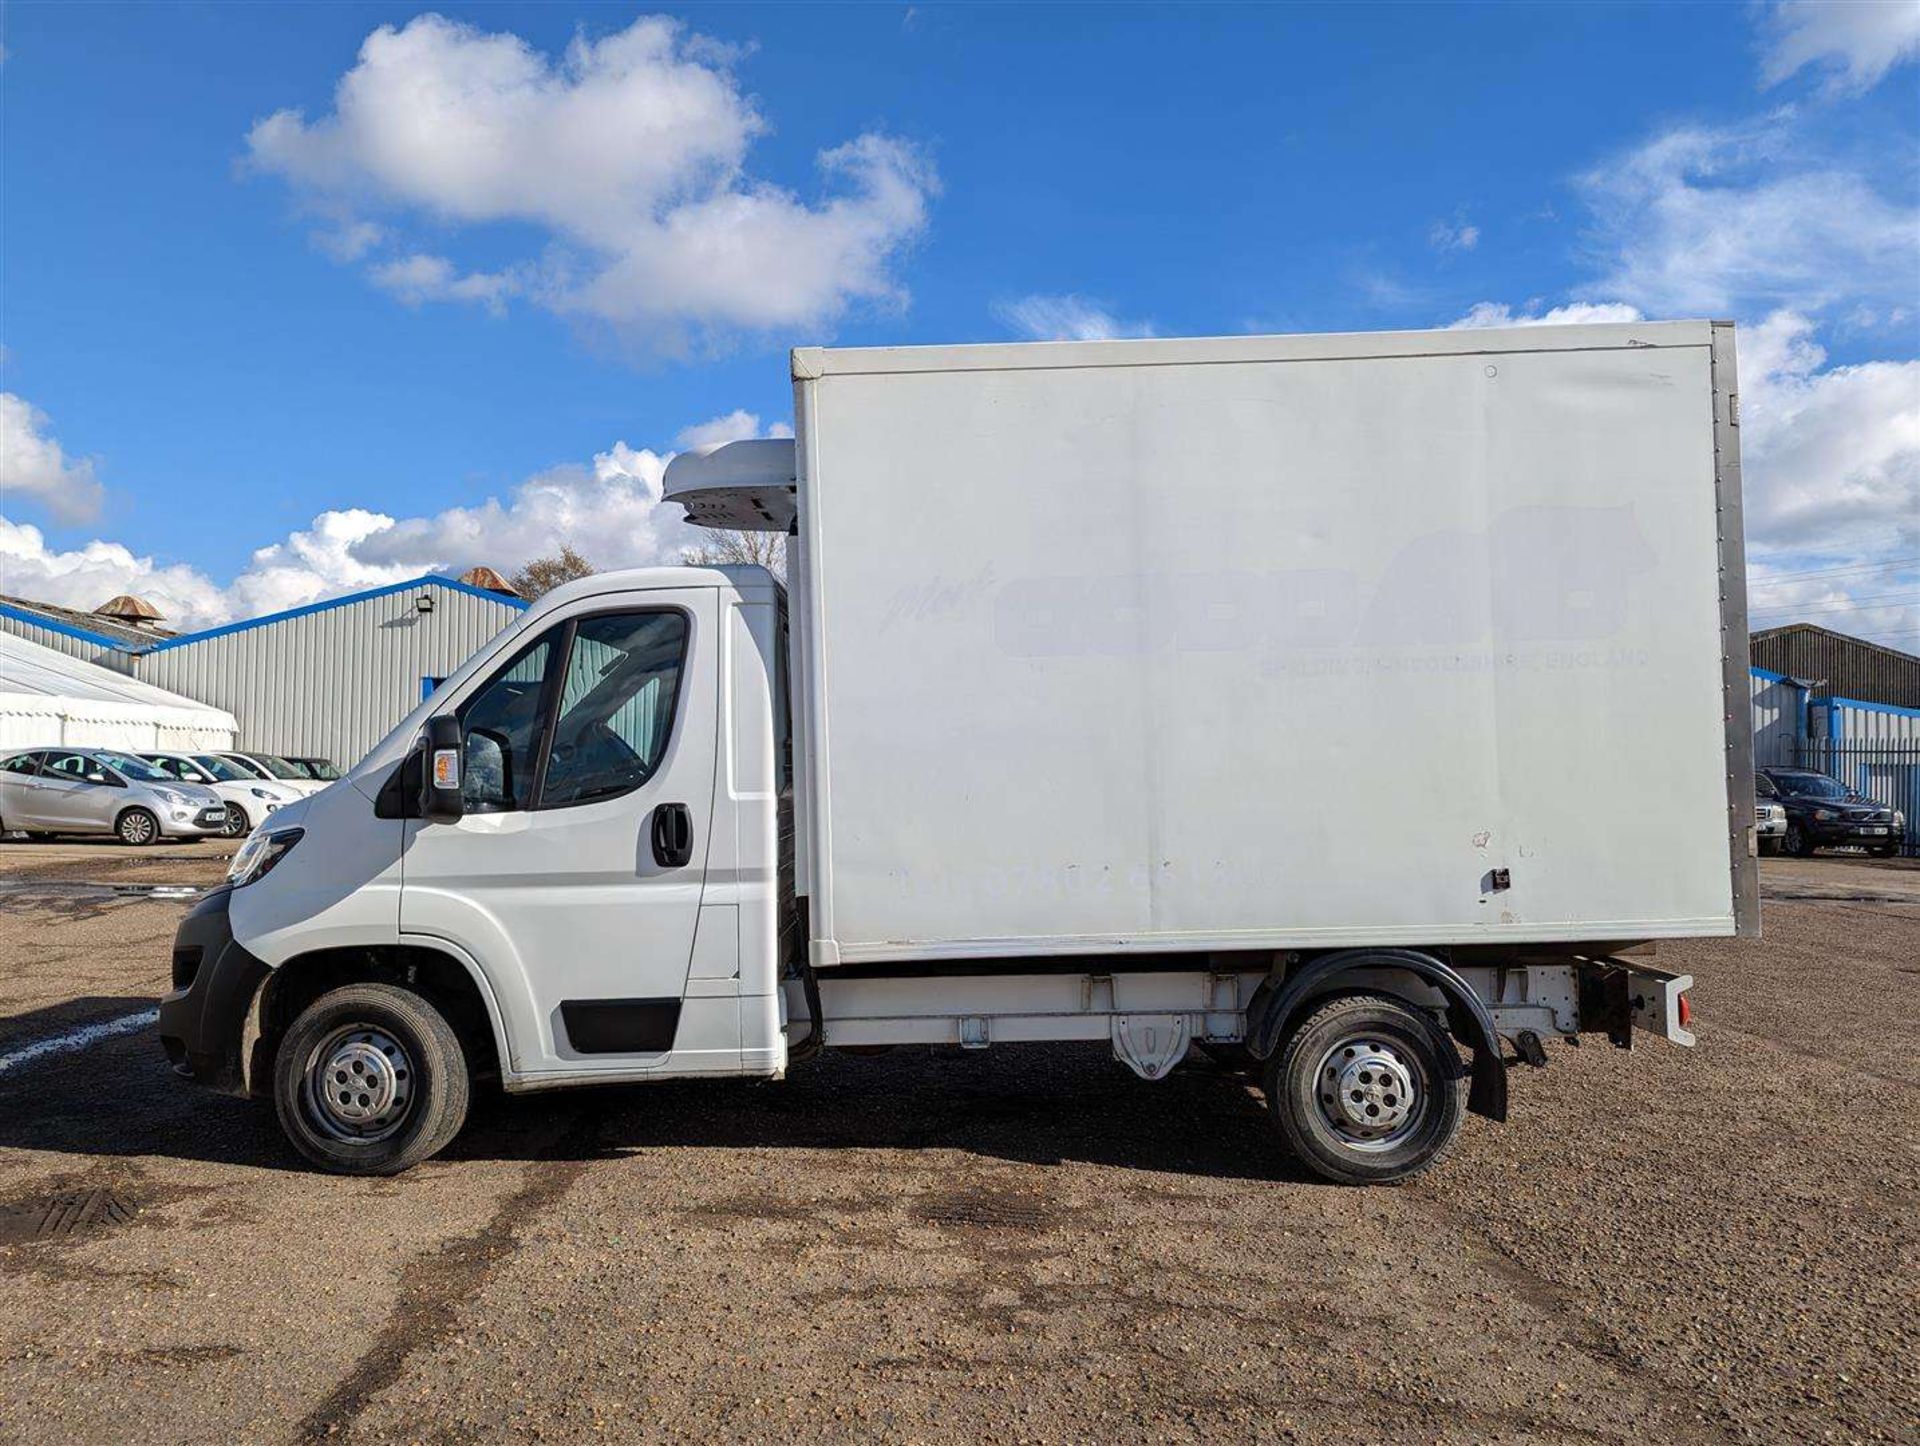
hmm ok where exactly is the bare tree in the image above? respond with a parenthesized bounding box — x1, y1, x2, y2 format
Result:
(509, 543, 596, 601)
(682, 529, 786, 579)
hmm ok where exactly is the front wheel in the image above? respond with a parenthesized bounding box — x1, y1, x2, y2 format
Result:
(116, 808, 160, 846)
(220, 803, 250, 838)
(1784, 821, 1814, 858)
(273, 983, 470, 1175)
(1264, 993, 1465, 1186)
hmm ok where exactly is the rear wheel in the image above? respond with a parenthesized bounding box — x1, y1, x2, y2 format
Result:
(115, 808, 160, 846)
(1264, 993, 1465, 1186)
(273, 983, 470, 1175)
(220, 803, 251, 838)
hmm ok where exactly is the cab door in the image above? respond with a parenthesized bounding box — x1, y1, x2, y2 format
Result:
(399, 588, 730, 1080)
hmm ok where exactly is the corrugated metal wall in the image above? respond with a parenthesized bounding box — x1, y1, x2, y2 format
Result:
(1825, 699, 1920, 747)
(1749, 625, 1920, 709)
(0, 614, 126, 669)
(130, 583, 523, 767)
(1750, 669, 1803, 767)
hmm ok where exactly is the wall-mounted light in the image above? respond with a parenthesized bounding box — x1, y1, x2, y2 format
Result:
(415, 591, 436, 614)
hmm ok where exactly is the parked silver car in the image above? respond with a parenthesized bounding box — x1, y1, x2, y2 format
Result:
(0, 748, 229, 845)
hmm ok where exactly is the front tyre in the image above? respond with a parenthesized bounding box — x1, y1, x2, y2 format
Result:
(220, 803, 251, 838)
(273, 983, 470, 1176)
(1265, 993, 1465, 1186)
(116, 807, 160, 846)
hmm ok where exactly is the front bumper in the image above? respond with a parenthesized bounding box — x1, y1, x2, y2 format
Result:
(158, 805, 233, 839)
(1757, 818, 1787, 838)
(1808, 820, 1899, 845)
(157, 885, 271, 1094)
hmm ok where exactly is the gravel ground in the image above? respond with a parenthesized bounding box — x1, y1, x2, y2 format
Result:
(0, 844, 1912, 1444)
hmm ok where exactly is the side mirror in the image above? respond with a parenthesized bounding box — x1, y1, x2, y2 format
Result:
(421, 715, 465, 822)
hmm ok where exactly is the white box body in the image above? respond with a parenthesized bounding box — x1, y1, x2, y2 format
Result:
(790, 322, 1755, 966)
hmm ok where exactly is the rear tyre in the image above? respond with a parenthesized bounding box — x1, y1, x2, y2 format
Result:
(115, 808, 160, 846)
(273, 983, 470, 1176)
(220, 803, 251, 838)
(1264, 993, 1465, 1186)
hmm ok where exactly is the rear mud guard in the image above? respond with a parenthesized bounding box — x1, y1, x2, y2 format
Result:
(1247, 948, 1509, 1124)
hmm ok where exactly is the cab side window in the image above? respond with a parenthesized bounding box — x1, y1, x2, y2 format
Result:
(456, 631, 559, 813)
(540, 612, 689, 808)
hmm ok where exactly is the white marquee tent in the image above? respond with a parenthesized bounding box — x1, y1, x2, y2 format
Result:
(0, 631, 237, 751)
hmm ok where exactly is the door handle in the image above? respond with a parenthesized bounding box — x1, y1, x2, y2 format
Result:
(651, 802, 694, 868)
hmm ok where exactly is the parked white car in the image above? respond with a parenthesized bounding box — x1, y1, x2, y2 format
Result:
(142, 751, 303, 838)
(0, 748, 228, 844)
(213, 751, 330, 798)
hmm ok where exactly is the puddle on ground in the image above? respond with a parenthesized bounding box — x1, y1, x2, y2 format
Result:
(0, 880, 204, 902)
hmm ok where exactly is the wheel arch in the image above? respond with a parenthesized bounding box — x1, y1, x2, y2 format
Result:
(244, 942, 506, 1098)
(1245, 948, 1508, 1123)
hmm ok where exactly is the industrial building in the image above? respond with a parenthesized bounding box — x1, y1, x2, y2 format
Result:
(0, 572, 525, 769)
(1749, 623, 1920, 709)
(1749, 626, 1920, 857)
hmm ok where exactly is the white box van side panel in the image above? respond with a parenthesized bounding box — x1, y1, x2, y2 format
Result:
(799, 331, 1736, 961)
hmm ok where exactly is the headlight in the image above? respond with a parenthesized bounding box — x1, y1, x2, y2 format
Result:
(227, 828, 304, 887)
(1813, 809, 1835, 821)
(154, 786, 187, 808)
(249, 787, 278, 800)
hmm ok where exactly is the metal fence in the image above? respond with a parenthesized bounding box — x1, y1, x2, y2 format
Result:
(1793, 740, 1919, 857)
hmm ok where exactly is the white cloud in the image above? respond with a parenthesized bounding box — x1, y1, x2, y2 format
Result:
(313, 218, 386, 262)
(1576, 113, 1919, 317)
(1738, 310, 1920, 560)
(1428, 219, 1480, 252)
(0, 428, 743, 630)
(1746, 555, 1919, 649)
(674, 409, 790, 450)
(1447, 301, 1644, 329)
(992, 294, 1155, 342)
(246, 14, 934, 347)
(0, 393, 106, 524)
(367, 253, 519, 314)
(1759, 0, 1920, 95)
(0, 518, 229, 625)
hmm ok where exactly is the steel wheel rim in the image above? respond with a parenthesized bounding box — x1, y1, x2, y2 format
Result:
(302, 1025, 417, 1144)
(121, 812, 155, 845)
(1312, 1033, 1428, 1153)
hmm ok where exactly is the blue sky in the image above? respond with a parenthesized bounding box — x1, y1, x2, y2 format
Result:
(3, 2, 1917, 644)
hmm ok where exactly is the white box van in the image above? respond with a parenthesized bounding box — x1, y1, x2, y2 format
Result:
(161, 321, 1751, 1184)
